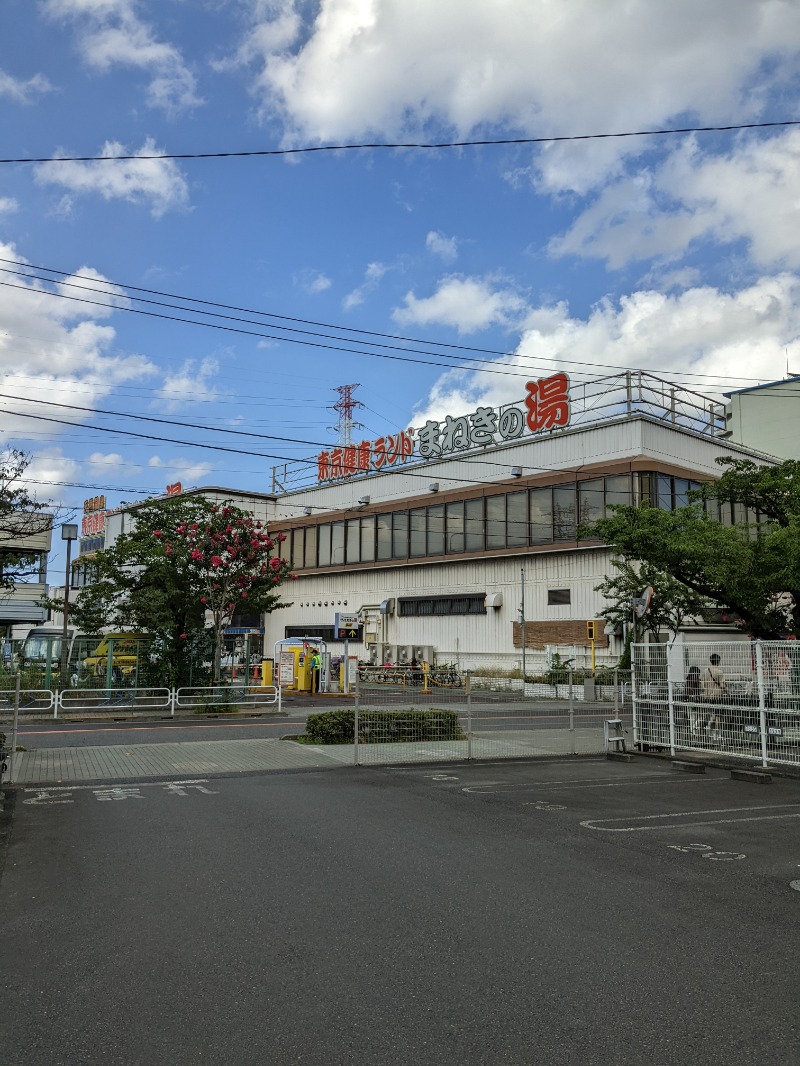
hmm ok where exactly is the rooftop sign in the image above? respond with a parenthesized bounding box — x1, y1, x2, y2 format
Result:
(316, 373, 571, 483)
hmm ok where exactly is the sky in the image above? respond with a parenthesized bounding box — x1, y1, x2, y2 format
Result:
(3, 0, 800, 549)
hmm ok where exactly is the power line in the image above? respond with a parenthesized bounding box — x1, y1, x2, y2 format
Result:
(0, 256, 770, 386)
(0, 260, 762, 392)
(3, 119, 799, 165)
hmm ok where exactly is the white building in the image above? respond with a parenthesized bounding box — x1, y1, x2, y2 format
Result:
(259, 372, 771, 671)
(94, 372, 778, 672)
(721, 375, 800, 460)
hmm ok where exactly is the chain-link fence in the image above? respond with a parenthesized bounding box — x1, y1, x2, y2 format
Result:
(341, 669, 632, 766)
(632, 641, 799, 768)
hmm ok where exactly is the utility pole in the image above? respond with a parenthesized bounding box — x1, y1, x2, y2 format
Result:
(520, 566, 527, 682)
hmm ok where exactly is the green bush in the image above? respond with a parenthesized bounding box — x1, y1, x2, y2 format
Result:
(305, 708, 466, 744)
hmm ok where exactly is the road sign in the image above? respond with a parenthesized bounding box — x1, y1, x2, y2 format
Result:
(334, 612, 360, 639)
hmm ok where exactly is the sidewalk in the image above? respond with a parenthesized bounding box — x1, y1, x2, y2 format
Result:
(4, 726, 607, 784)
(6, 737, 344, 785)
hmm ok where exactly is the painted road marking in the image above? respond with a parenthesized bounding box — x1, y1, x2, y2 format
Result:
(462, 773, 712, 795)
(667, 843, 746, 861)
(23, 779, 219, 805)
(522, 801, 567, 811)
(581, 803, 800, 832)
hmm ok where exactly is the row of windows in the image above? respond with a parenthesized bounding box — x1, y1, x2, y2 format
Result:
(398, 595, 487, 617)
(283, 473, 706, 570)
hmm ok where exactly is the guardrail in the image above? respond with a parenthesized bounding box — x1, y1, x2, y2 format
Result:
(0, 683, 282, 719)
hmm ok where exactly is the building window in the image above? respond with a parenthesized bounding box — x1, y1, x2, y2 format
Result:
(547, 588, 571, 606)
(530, 487, 552, 544)
(304, 525, 317, 568)
(392, 511, 409, 559)
(360, 516, 375, 562)
(552, 485, 576, 541)
(506, 491, 528, 548)
(465, 497, 484, 552)
(409, 507, 426, 557)
(446, 501, 465, 553)
(486, 493, 506, 550)
(398, 595, 487, 617)
(427, 504, 445, 555)
(376, 513, 392, 561)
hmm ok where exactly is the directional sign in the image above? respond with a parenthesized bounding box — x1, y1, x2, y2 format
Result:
(334, 612, 360, 639)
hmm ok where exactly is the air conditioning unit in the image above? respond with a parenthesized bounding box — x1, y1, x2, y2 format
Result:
(368, 645, 381, 665)
(397, 644, 413, 663)
(413, 645, 434, 664)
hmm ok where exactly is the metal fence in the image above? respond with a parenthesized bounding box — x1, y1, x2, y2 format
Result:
(632, 641, 799, 768)
(0, 683, 281, 719)
(344, 670, 632, 766)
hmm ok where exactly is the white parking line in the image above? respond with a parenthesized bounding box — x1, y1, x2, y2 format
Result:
(462, 773, 712, 795)
(581, 803, 800, 832)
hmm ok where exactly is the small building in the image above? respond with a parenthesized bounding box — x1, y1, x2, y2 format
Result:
(0, 511, 53, 633)
(721, 375, 800, 460)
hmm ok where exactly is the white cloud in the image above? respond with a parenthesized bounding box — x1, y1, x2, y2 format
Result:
(34, 138, 190, 218)
(0, 197, 18, 215)
(147, 454, 213, 484)
(551, 129, 800, 270)
(223, 0, 800, 190)
(411, 275, 800, 422)
(0, 241, 156, 442)
(393, 275, 528, 334)
(294, 268, 332, 294)
(20, 450, 81, 506)
(0, 69, 53, 103)
(426, 231, 458, 261)
(156, 357, 220, 410)
(86, 451, 126, 472)
(342, 262, 388, 311)
(43, 0, 201, 115)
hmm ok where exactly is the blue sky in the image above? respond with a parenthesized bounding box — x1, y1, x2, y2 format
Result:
(3, 0, 800, 534)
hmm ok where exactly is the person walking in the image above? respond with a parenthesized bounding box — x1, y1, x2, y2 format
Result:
(701, 653, 725, 739)
(310, 647, 322, 694)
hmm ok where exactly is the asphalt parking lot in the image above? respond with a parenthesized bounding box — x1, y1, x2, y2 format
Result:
(2, 754, 798, 1066)
(381, 756, 800, 895)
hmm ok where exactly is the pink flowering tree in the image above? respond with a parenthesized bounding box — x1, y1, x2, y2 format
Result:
(151, 500, 296, 682)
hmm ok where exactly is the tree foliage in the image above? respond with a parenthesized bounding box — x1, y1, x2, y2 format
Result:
(51, 496, 295, 685)
(590, 458, 800, 639)
(0, 449, 52, 595)
(594, 559, 709, 644)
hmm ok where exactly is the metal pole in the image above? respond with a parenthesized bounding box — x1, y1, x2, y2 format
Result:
(667, 654, 676, 758)
(343, 637, 349, 695)
(755, 641, 769, 770)
(520, 566, 527, 686)
(568, 667, 575, 754)
(466, 670, 472, 761)
(353, 700, 360, 766)
(60, 537, 73, 686)
(7, 671, 21, 783)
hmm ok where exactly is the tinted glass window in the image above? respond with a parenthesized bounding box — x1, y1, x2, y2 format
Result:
(317, 524, 331, 567)
(507, 491, 528, 547)
(409, 508, 426, 557)
(304, 525, 317, 568)
(392, 511, 409, 559)
(465, 498, 484, 551)
(446, 501, 464, 553)
(360, 516, 375, 562)
(331, 521, 346, 565)
(530, 487, 552, 545)
(553, 485, 576, 541)
(377, 514, 392, 560)
(486, 494, 505, 549)
(428, 505, 445, 555)
(346, 519, 360, 563)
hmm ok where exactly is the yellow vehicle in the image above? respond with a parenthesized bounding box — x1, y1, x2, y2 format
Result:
(81, 632, 151, 685)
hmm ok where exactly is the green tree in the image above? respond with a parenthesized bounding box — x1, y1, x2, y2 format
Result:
(590, 458, 800, 638)
(0, 449, 52, 595)
(49, 496, 295, 686)
(595, 559, 709, 645)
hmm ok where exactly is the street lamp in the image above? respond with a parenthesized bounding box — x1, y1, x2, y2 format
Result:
(60, 524, 79, 686)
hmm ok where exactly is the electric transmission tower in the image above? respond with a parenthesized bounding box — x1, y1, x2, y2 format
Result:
(329, 384, 365, 447)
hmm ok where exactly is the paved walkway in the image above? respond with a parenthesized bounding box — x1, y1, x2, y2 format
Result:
(5, 726, 609, 785)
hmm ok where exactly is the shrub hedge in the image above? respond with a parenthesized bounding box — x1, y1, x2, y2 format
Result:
(305, 708, 465, 744)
